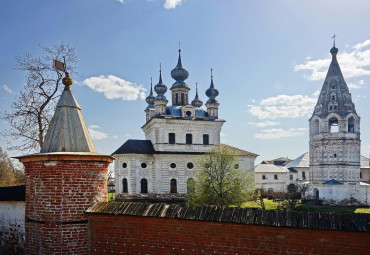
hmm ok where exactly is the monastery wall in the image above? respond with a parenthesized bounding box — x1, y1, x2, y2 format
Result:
(0, 201, 25, 255)
(87, 202, 370, 254)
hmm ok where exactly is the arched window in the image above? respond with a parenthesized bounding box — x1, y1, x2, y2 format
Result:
(140, 178, 148, 194)
(122, 178, 128, 193)
(348, 117, 355, 133)
(187, 178, 195, 195)
(170, 179, 177, 193)
(329, 117, 339, 133)
(314, 189, 319, 200)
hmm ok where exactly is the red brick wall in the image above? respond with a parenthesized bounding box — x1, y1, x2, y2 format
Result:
(23, 160, 109, 255)
(88, 214, 370, 254)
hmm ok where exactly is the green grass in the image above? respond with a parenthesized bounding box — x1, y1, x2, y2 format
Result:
(241, 199, 370, 213)
(108, 193, 115, 201)
(241, 199, 279, 210)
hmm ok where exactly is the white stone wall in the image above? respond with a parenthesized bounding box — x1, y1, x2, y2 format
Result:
(254, 172, 288, 192)
(142, 118, 225, 153)
(307, 184, 370, 205)
(115, 153, 256, 195)
(0, 201, 25, 254)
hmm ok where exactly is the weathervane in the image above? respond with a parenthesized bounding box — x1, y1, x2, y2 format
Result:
(54, 56, 72, 90)
(331, 33, 337, 47)
(179, 41, 181, 52)
(211, 68, 213, 77)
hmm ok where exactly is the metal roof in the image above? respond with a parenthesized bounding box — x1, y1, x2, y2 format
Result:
(322, 179, 344, 185)
(0, 185, 25, 201)
(285, 152, 309, 168)
(40, 87, 96, 153)
(220, 144, 258, 157)
(254, 164, 289, 173)
(112, 140, 155, 155)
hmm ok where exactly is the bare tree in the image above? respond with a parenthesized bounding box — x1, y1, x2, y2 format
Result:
(187, 146, 255, 207)
(1, 43, 77, 152)
(279, 183, 310, 210)
(0, 147, 25, 187)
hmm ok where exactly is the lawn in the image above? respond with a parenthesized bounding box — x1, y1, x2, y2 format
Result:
(108, 193, 115, 201)
(241, 199, 370, 213)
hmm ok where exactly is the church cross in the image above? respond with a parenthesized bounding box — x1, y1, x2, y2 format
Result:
(331, 33, 337, 47)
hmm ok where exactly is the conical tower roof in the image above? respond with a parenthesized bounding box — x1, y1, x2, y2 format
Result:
(311, 45, 357, 119)
(40, 73, 96, 153)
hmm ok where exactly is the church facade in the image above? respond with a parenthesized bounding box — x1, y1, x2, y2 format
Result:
(113, 49, 258, 195)
(308, 44, 369, 205)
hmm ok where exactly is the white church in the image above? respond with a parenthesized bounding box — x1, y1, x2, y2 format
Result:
(112, 49, 258, 195)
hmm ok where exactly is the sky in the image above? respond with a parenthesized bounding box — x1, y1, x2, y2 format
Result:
(1, 0, 370, 163)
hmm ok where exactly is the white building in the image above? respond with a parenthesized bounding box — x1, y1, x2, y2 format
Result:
(308, 44, 370, 205)
(113, 49, 258, 195)
(254, 164, 289, 192)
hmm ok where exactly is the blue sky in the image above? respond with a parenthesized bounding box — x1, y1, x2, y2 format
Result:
(1, 0, 370, 162)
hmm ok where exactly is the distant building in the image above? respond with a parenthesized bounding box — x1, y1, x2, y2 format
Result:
(254, 164, 289, 192)
(260, 157, 292, 166)
(113, 49, 258, 196)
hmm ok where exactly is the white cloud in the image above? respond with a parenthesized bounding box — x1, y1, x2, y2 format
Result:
(113, 135, 118, 139)
(254, 128, 307, 140)
(163, 0, 182, 9)
(348, 80, 365, 90)
(294, 39, 370, 80)
(248, 94, 317, 120)
(2, 85, 13, 94)
(116, 0, 124, 3)
(248, 121, 280, 128)
(88, 125, 108, 140)
(83, 75, 146, 101)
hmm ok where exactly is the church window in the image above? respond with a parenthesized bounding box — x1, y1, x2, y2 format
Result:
(302, 171, 306, 180)
(140, 179, 148, 194)
(334, 105, 337, 110)
(187, 178, 195, 195)
(329, 117, 339, 133)
(334, 154, 337, 158)
(360, 172, 362, 178)
(234, 164, 239, 169)
(348, 117, 355, 133)
(141, 163, 147, 168)
(332, 95, 335, 100)
(187, 162, 194, 169)
(181, 93, 185, 105)
(169, 133, 176, 144)
(122, 178, 128, 193)
(170, 179, 177, 193)
(274, 175, 278, 180)
(289, 175, 293, 180)
(175, 93, 179, 105)
(332, 85, 335, 89)
(122, 162, 127, 168)
(186, 111, 192, 117)
(262, 175, 266, 180)
(170, 163, 176, 169)
(186, 134, 192, 144)
(203, 134, 209, 145)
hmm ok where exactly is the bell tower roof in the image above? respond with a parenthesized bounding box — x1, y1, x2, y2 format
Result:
(311, 45, 357, 119)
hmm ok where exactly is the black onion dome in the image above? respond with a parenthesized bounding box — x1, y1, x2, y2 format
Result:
(191, 83, 203, 107)
(145, 79, 155, 107)
(154, 67, 167, 100)
(205, 72, 219, 103)
(171, 49, 189, 85)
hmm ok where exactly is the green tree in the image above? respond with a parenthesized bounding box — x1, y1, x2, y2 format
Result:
(1, 42, 77, 152)
(187, 146, 255, 207)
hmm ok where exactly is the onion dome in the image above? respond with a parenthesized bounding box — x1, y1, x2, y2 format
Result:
(330, 46, 338, 55)
(205, 69, 219, 103)
(145, 77, 155, 109)
(154, 64, 167, 100)
(191, 83, 203, 107)
(171, 49, 189, 87)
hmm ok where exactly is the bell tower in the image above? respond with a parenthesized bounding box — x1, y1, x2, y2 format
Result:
(309, 44, 361, 186)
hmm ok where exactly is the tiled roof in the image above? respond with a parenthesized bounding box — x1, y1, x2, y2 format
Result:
(220, 144, 258, 157)
(285, 152, 309, 168)
(254, 164, 289, 173)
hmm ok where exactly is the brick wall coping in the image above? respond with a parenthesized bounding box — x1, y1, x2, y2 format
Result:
(86, 201, 370, 232)
(15, 152, 115, 163)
